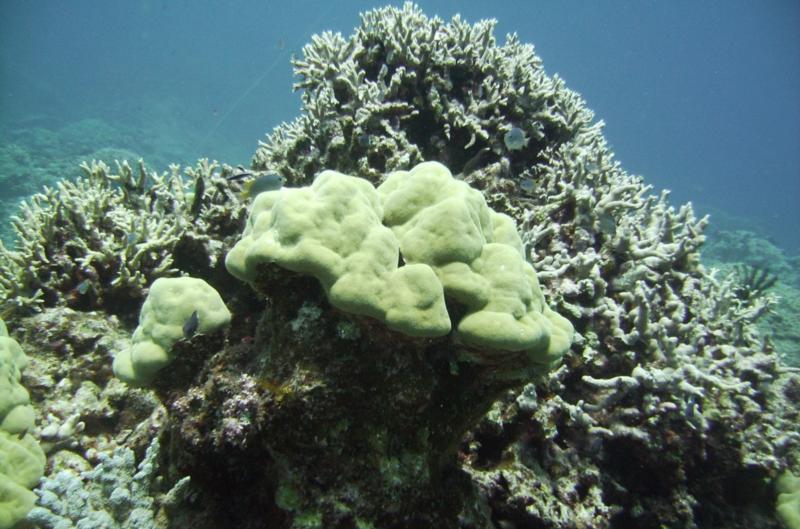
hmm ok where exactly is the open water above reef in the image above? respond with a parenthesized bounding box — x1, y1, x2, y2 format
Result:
(1, 1, 798, 251)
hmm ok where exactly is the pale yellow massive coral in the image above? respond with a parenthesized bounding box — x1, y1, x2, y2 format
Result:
(226, 161, 573, 372)
(113, 277, 232, 386)
(0, 319, 45, 529)
(225, 166, 452, 339)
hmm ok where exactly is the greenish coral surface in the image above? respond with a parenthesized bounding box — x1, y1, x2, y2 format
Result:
(777, 472, 800, 529)
(0, 335, 34, 435)
(0, 319, 45, 529)
(227, 161, 572, 369)
(112, 277, 232, 386)
(225, 164, 451, 338)
(379, 162, 573, 367)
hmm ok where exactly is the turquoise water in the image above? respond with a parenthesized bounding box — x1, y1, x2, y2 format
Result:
(1, 1, 798, 252)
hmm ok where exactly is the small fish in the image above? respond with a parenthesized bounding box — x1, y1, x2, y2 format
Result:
(183, 310, 199, 339)
(225, 167, 254, 182)
(503, 126, 528, 151)
(190, 174, 206, 216)
(241, 172, 284, 200)
(76, 279, 91, 295)
(125, 232, 139, 246)
(598, 212, 617, 236)
(357, 134, 371, 148)
(519, 178, 535, 193)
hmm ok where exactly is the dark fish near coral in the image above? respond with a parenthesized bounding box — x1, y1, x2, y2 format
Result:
(225, 166, 254, 182)
(190, 174, 206, 216)
(458, 147, 492, 178)
(183, 310, 200, 339)
(357, 134, 371, 148)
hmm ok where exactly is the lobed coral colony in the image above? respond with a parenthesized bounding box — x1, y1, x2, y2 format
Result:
(0, 4, 797, 529)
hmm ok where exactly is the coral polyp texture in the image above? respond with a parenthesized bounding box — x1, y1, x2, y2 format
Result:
(3, 3, 799, 529)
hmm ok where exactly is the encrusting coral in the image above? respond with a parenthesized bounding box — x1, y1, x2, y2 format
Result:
(2, 3, 798, 529)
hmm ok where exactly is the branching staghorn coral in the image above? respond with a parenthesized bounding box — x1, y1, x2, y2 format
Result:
(254, 2, 589, 184)
(459, 59, 798, 529)
(0, 159, 244, 319)
(507, 118, 790, 453)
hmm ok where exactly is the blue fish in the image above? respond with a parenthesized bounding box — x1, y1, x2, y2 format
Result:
(183, 310, 200, 339)
(504, 127, 528, 151)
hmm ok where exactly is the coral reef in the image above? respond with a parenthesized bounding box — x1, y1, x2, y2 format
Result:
(703, 229, 800, 367)
(254, 2, 585, 186)
(226, 161, 572, 372)
(0, 115, 202, 244)
(0, 158, 245, 320)
(140, 161, 571, 526)
(27, 437, 180, 529)
(0, 3, 796, 529)
(0, 318, 46, 529)
(245, 4, 799, 527)
(11, 306, 167, 527)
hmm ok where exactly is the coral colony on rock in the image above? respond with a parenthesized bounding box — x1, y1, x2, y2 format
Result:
(0, 4, 798, 529)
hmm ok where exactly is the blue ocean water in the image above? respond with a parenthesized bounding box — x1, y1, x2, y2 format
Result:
(1, 0, 798, 252)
